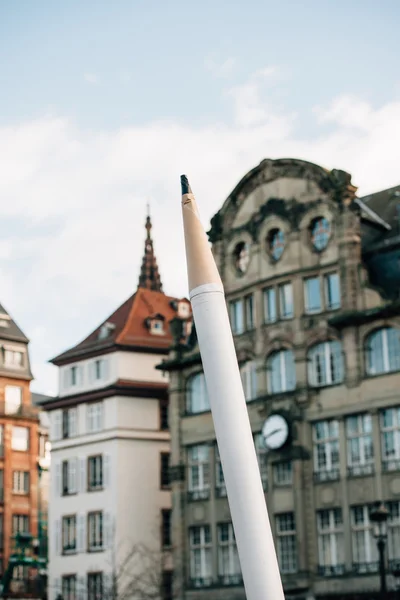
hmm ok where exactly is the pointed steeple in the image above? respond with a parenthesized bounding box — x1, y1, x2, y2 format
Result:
(137, 207, 163, 292)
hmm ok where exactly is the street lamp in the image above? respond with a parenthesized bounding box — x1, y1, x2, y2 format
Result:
(370, 502, 389, 598)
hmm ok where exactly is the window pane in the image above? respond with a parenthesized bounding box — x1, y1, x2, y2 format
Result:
(325, 273, 341, 309)
(304, 277, 321, 313)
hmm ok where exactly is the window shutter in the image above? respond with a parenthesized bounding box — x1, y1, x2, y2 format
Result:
(69, 458, 78, 493)
(70, 408, 77, 437)
(52, 410, 62, 441)
(103, 454, 110, 488)
(55, 519, 61, 555)
(63, 369, 70, 391)
(103, 512, 111, 549)
(55, 462, 61, 496)
(80, 457, 87, 493)
(78, 366, 84, 387)
(78, 576, 85, 598)
(88, 362, 94, 384)
(102, 358, 109, 381)
(54, 577, 61, 600)
(77, 514, 85, 553)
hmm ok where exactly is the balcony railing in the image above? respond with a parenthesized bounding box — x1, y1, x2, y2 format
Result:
(313, 468, 340, 483)
(217, 574, 243, 586)
(352, 561, 379, 574)
(215, 484, 227, 498)
(348, 463, 375, 477)
(317, 564, 345, 577)
(0, 402, 38, 420)
(382, 459, 400, 473)
(188, 577, 213, 589)
(187, 489, 210, 502)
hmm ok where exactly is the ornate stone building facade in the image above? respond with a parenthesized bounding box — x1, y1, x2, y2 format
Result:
(158, 159, 400, 599)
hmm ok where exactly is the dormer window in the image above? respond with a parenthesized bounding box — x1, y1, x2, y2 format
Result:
(4, 348, 24, 368)
(98, 321, 116, 340)
(151, 320, 164, 335)
(145, 313, 166, 336)
(178, 301, 190, 319)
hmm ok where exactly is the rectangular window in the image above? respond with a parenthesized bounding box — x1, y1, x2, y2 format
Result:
(244, 294, 254, 330)
(304, 277, 321, 314)
(346, 414, 374, 476)
(188, 445, 210, 500)
(62, 408, 77, 439)
(62, 515, 77, 554)
(229, 299, 244, 335)
(4, 349, 23, 368)
(11, 426, 29, 452)
(87, 573, 103, 600)
(350, 505, 378, 572)
(317, 509, 344, 575)
(160, 400, 169, 430)
(87, 402, 103, 433)
(240, 360, 257, 402)
(313, 420, 340, 482)
(12, 471, 29, 495)
(94, 359, 104, 380)
(88, 512, 103, 552)
(70, 366, 78, 386)
(215, 446, 226, 498)
(189, 526, 212, 586)
(263, 287, 277, 324)
(62, 459, 77, 495)
(0, 471, 3, 503)
(160, 453, 170, 489)
(161, 509, 171, 548)
(273, 462, 293, 486)
(88, 456, 103, 491)
(279, 283, 293, 319)
(276, 513, 297, 574)
(254, 434, 268, 490)
(12, 515, 29, 535)
(62, 575, 76, 600)
(325, 273, 341, 310)
(5, 386, 22, 414)
(380, 408, 400, 471)
(217, 523, 241, 583)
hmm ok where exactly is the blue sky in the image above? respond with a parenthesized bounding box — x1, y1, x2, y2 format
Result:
(0, 0, 399, 394)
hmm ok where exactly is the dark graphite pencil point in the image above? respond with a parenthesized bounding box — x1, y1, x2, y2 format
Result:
(181, 174, 192, 195)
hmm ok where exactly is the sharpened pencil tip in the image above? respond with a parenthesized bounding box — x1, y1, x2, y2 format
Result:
(181, 174, 192, 196)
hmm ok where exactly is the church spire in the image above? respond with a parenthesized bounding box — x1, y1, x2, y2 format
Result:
(137, 208, 163, 292)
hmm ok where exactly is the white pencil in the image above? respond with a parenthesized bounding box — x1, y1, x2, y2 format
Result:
(181, 175, 285, 600)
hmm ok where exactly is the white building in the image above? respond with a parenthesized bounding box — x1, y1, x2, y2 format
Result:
(40, 215, 191, 600)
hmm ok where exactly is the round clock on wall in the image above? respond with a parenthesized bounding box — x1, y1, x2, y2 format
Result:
(262, 414, 289, 450)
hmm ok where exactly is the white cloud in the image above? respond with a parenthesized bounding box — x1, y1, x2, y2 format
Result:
(205, 56, 236, 78)
(1, 85, 400, 394)
(84, 73, 99, 84)
(228, 66, 288, 127)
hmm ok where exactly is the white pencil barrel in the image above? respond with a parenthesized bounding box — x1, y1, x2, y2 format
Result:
(190, 283, 285, 600)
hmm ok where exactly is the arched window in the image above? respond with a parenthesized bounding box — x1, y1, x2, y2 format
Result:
(311, 217, 331, 251)
(240, 360, 258, 401)
(186, 372, 210, 414)
(308, 341, 344, 387)
(267, 350, 296, 394)
(366, 328, 400, 376)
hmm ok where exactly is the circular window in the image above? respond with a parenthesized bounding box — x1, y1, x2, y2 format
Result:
(233, 241, 250, 275)
(311, 217, 331, 251)
(268, 229, 285, 261)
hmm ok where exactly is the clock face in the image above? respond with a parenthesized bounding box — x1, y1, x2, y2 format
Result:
(262, 415, 289, 450)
